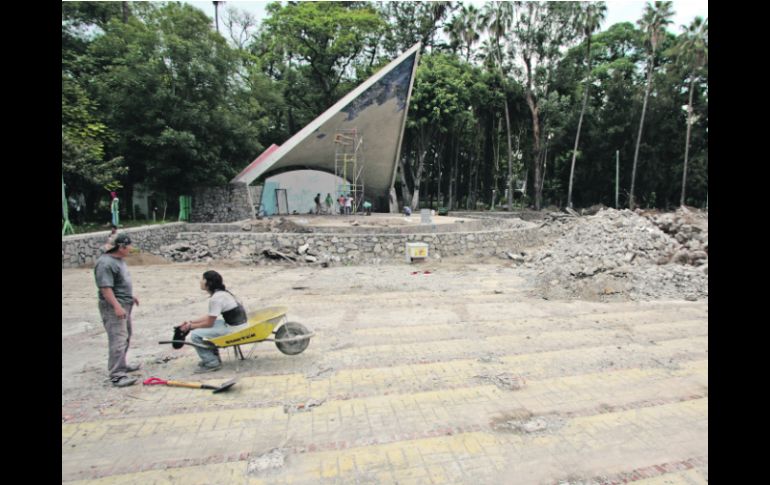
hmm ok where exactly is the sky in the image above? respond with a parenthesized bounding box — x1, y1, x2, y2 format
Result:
(185, 1, 708, 34)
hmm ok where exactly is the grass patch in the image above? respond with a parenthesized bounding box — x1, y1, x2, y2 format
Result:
(69, 219, 176, 235)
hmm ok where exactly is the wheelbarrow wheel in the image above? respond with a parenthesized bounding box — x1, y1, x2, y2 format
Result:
(275, 322, 311, 355)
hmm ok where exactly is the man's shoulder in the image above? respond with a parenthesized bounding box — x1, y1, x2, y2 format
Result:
(95, 254, 121, 269)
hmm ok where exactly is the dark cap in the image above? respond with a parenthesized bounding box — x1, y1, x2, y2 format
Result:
(106, 233, 132, 252)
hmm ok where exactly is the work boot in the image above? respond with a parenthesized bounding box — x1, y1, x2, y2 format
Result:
(111, 376, 138, 387)
(194, 362, 222, 374)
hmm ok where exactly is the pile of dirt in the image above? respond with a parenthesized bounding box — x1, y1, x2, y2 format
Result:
(524, 208, 708, 301)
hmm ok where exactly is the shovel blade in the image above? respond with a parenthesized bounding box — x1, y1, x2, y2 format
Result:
(212, 378, 237, 394)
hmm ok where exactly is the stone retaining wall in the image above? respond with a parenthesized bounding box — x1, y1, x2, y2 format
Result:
(63, 221, 543, 267)
(178, 228, 543, 264)
(62, 223, 188, 267)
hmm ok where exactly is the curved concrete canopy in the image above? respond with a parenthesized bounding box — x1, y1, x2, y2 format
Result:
(232, 42, 421, 200)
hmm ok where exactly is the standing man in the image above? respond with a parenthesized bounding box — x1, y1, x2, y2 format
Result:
(94, 233, 141, 387)
(325, 193, 333, 214)
(314, 193, 322, 215)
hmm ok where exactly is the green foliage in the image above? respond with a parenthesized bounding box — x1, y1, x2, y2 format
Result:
(61, 1, 708, 212)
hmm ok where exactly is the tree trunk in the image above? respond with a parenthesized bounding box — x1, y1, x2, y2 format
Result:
(525, 90, 542, 210)
(680, 75, 695, 207)
(630, 55, 654, 210)
(449, 133, 459, 209)
(437, 135, 443, 208)
(411, 137, 427, 211)
(491, 117, 501, 210)
(504, 100, 513, 211)
(568, 37, 593, 209)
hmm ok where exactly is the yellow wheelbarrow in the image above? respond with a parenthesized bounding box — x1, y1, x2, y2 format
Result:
(159, 306, 314, 359)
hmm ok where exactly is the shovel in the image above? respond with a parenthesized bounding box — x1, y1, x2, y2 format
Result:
(143, 376, 237, 394)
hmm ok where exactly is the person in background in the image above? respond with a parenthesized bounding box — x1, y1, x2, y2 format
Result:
(325, 193, 333, 214)
(337, 194, 345, 215)
(110, 192, 120, 226)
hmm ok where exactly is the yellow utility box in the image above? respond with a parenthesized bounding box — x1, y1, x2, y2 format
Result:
(405, 242, 429, 262)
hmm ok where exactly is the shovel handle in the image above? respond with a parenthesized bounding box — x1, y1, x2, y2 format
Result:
(165, 380, 204, 389)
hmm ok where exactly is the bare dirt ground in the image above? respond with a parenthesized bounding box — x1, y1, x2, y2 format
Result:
(63, 212, 708, 485)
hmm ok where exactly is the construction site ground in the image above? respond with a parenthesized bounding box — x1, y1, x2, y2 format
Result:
(62, 212, 708, 485)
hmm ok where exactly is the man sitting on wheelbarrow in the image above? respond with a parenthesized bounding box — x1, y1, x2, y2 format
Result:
(177, 270, 247, 373)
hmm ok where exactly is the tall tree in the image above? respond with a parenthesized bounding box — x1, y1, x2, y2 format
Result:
(445, 3, 484, 63)
(482, 1, 515, 210)
(405, 53, 474, 210)
(85, 2, 265, 195)
(510, 1, 578, 210)
(378, 1, 453, 56)
(259, 2, 385, 114)
(672, 16, 708, 207)
(629, 1, 674, 209)
(566, 1, 606, 208)
(223, 6, 259, 50)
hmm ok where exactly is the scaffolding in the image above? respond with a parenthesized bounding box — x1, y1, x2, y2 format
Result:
(334, 128, 365, 214)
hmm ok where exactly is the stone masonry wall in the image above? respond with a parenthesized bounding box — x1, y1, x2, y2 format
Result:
(190, 183, 253, 223)
(62, 223, 188, 267)
(177, 228, 544, 264)
(63, 222, 543, 268)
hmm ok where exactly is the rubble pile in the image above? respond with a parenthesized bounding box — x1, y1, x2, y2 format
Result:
(253, 243, 337, 267)
(160, 242, 213, 263)
(523, 208, 708, 301)
(237, 217, 314, 233)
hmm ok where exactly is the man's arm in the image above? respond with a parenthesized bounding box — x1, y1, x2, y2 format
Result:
(100, 287, 127, 319)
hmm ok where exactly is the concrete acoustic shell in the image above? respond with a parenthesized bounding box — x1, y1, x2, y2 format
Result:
(232, 42, 421, 201)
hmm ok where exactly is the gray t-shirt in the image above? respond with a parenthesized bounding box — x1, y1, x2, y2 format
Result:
(94, 254, 133, 304)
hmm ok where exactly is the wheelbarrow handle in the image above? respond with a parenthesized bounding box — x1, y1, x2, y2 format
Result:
(158, 340, 214, 350)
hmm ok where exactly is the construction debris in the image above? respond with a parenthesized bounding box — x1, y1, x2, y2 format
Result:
(527, 208, 707, 301)
(160, 243, 212, 262)
(474, 373, 526, 391)
(283, 398, 326, 414)
(246, 449, 286, 474)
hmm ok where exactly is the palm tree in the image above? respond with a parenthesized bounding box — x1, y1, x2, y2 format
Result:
(629, 1, 674, 209)
(445, 3, 483, 63)
(673, 16, 708, 207)
(483, 1, 514, 210)
(567, 2, 606, 209)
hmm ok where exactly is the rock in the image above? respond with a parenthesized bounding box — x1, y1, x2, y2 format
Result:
(247, 449, 285, 474)
(304, 255, 317, 263)
(297, 243, 309, 255)
(670, 250, 690, 265)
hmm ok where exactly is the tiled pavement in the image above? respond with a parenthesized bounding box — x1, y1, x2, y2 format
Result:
(63, 264, 707, 484)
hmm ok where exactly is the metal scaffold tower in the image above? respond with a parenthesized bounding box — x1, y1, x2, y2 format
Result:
(334, 128, 365, 214)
